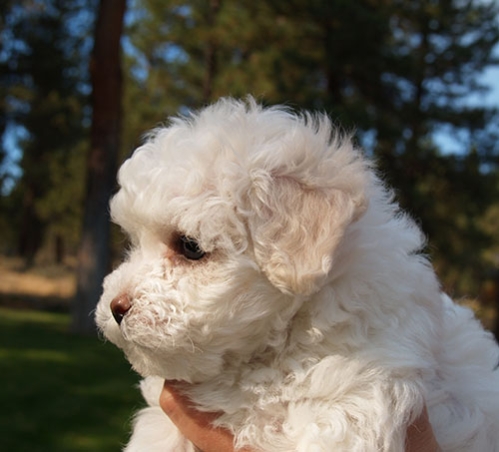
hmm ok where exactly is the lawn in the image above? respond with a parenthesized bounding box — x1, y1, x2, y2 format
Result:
(0, 307, 143, 451)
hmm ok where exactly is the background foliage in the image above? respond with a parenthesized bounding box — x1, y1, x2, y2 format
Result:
(0, 0, 499, 333)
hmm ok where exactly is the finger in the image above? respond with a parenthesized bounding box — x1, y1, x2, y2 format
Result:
(161, 382, 240, 452)
(405, 407, 441, 452)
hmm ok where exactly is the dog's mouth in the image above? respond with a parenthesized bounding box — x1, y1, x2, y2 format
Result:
(107, 295, 195, 352)
(109, 292, 175, 332)
(108, 304, 209, 381)
(117, 310, 173, 350)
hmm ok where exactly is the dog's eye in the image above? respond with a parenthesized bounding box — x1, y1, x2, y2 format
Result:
(179, 235, 206, 260)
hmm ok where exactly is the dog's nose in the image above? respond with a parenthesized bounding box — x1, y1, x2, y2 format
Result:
(110, 294, 132, 325)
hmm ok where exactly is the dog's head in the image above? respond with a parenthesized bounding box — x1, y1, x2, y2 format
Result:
(95, 98, 368, 382)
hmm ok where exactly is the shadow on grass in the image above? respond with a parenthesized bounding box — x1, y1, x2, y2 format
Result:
(0, 292, 70, 313)
(0, 307, 143, 452)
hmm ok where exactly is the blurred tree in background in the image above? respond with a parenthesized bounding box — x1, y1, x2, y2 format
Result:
(1, 0, 96, 264)
(71, 0, 127, 334)
(0, 0, 498, 335)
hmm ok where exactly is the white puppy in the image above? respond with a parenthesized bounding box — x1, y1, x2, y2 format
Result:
(95, 98, 499, 451)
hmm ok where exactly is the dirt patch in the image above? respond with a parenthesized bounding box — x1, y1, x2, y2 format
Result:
(0, 256, 75, 311)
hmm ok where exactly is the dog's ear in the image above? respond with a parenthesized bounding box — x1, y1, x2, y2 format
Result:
(247, 173, 366, 296)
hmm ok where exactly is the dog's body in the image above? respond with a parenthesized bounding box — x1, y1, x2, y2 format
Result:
(95, 98, 499, 451)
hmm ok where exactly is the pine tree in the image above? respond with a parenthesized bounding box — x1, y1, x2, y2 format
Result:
(372, 0, 499, 296)
(1, 0, 95, 264)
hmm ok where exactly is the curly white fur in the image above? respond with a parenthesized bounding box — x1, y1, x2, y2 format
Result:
(95, 97, 499, 451)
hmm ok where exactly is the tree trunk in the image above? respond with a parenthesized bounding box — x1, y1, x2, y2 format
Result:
(71, 0, 126, 335)
(202, 0, 221, 104)
(494, 271, 499, 344)
(55, 233, 64, 264)
(18, 185, 44, 268)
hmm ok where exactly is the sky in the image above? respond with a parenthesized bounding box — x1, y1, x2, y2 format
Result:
(434, 52, 499, 154)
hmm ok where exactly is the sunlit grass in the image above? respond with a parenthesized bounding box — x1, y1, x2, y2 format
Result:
(0, 307, 143, 451)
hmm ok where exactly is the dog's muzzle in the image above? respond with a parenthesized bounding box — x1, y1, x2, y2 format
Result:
(111, 294, 132, 325)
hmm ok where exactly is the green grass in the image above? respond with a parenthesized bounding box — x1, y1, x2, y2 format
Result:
(0, 307, 143, 451)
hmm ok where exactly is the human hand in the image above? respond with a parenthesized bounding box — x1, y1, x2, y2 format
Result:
(405, 405, 441, 452)
(160, 381, 252, 452)
(160, 381, 440, 452)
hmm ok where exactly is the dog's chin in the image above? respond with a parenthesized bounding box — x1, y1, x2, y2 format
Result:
(101, 318, 224, 382)
(122, 343, 224, 382)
